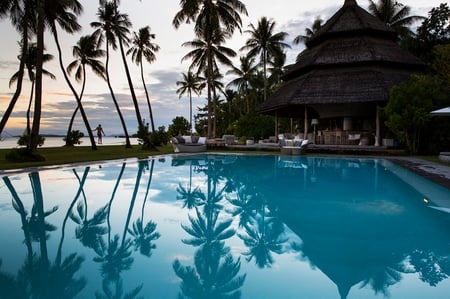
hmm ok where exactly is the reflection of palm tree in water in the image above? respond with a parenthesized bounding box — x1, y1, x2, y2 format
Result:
(128, 159, 161, 257)
(67, 168, 108, 253)
(228, 184, 288, 268)
(1, 172, 86, 298)
(173, 158, 246, 298)
(94, 160, 160, 298)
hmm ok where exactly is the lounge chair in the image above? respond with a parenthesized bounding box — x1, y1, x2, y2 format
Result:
(171, 136, 207, 153)
(280, 138, 309, 155)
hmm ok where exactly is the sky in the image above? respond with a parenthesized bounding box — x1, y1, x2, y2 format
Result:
(0, 0, 443, 137)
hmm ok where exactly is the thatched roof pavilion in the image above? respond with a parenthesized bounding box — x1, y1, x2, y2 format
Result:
(258, 0, 425, 145)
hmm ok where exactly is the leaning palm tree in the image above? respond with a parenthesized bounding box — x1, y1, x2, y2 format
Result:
(110, 1, 144, 129)
(173, 0, 247, 138)
(176, 71, 204, 134)
(368, 0, 424, 40)
(0, 0, 33, 138)
(241, 17, 290, 101)
(44, 0, 98, 150)
(65, 34, 106, 146)
(10, 43, 56, 136)
(127, 26, 160, 133)
(91, 1, 132, 148)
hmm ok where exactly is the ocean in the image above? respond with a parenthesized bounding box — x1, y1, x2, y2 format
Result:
(0, 136, 140, 149)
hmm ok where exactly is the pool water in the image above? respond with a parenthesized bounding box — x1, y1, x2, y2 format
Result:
(1, 154, 449, 299)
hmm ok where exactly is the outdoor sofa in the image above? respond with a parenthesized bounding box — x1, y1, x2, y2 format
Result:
(171, 135, 207, 153)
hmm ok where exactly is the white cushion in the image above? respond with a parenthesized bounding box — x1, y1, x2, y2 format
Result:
(197, 137, 207, 144)
(182, 135, 192, 144)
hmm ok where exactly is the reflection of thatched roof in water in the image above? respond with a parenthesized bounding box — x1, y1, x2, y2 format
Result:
(257, 0, 425, 118)
(268, 158, 450, 298)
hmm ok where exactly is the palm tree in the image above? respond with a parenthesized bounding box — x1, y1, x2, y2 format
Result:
(10, 43, 56, 136)
(110, 1, 144, 129)
(91, 1, 132, 148)
(293, 16, 323, 45)
(0, 0, 32, 138)
(176, 71, 204, 134)
(241, 17, 290, 101)
(173, 0, 247, 138)
(368, 0, 424, 40)
(65, 34, 106, 146)
(227, 55, 257, 114)
(182, 28, 236, 137)
(127, 26, 160, 133)
(43, 0, 98, 150)
(28, 0, 46, 154)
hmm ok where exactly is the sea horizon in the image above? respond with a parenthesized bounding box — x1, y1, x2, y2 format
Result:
(0, 136, 140, 149)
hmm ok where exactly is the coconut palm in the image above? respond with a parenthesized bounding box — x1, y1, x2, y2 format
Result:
(110, 1, 144, 129)
(173, 0, 247, 138)
(9, 43, 56, 136)
(241, 17, 290, 101)
(293, 16, 323, 45)
(368, 0, 424, 40)
(0, 0, 32, 138)
(176, 71, 204, 133)
(91, 1, 132, 148)
(227, 55, 257, 114)
(42, 0, 99, 150)
(65, 34, 106, 146)
(182, 28, 235, 137)
(127, 26, 160, 133)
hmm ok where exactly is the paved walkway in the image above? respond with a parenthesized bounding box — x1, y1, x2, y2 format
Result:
(388, 157, 450, 190)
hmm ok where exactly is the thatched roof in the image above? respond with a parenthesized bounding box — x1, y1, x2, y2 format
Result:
(258, 0, 425, 118)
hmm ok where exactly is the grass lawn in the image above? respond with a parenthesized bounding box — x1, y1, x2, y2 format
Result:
(0, 144, 175, 171)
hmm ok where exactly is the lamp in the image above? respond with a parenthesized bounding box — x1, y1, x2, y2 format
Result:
(311, 119, 319, 143)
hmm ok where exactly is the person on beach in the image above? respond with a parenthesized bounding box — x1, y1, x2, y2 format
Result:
(93, 124, 105, 144)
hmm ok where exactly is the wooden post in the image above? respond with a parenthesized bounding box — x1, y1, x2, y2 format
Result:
(375, 105, 380, 146)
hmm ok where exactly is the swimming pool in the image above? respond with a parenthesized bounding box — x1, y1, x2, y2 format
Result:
(1, 154, 449, 299)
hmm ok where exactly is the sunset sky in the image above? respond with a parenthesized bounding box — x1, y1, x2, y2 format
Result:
(0, 0, 442, 136)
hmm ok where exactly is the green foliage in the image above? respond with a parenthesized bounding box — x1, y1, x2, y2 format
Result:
(63, 130, 84, 146)
(168, 116, 191, 136)
(234, 113, 274, 139)
(405, 3, 450, 64)
(384, 75, 442, 153)
(17, 133, 45, 147)
(136, 121, 150, 143)
(148, 126, 169, 146)
(137, 123, 169, 149)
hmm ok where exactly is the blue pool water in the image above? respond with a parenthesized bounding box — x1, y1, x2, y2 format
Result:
(1, 154, 449, 299)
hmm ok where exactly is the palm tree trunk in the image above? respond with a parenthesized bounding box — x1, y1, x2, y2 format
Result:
(65, 67, 86, 145)
(29, 0, 45, 154)
(52, 27, 97, 150)
(27, 81, 35, 135)
(140, 62, 155, 132)
(263, 50, 268, 101)
(118, 37, 143, 129)
(105, 41, 132, 148)
(189, 90, 193, 134)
